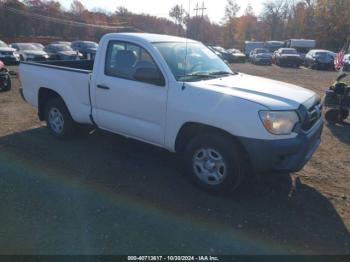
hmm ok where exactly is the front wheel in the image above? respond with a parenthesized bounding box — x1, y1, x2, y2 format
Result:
(45, 98, 77, 139)
(184, 133, 245, 194)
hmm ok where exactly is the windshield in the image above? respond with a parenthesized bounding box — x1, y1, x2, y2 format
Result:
(230, 49, 241, 54)
(282, 49, 297, 54)
(213, 46, 227, 53)
(17, 44, 39, 51)
(0, 41, 8, 47)
(256, 49, 268, 54)
(83, 42, 98, 49)
(154, 42, 233, 82)
(53, 45, 73, 51)
(294, 47, 310, 54)
(315, 52, 333, 58)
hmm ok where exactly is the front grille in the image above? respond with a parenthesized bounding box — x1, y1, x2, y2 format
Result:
(301, 100, 322, 131)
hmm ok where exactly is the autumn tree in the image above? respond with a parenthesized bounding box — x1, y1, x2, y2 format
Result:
(314, 0, 350, 50)
(223, 0, 240, 47)
(235, 4, 258, 44)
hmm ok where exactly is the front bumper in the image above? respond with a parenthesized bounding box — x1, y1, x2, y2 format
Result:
(343, 63, 350, 72)
(279, 58, 301, 66)
(0, 56, 20, 65)
(238, 118, 324, 173)
(27, 56, 48, 62)
(255, 58, 272, 65)
(313, 61, 334, 70)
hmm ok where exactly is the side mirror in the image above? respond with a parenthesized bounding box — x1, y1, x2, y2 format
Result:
(133, 67, 165, 86)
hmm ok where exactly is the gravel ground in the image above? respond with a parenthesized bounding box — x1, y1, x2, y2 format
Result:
(0, 64, 349, 255)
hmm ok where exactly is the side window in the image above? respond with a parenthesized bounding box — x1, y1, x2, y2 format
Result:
(105, 41, 164, 85)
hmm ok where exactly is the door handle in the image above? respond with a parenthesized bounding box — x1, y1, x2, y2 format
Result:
(97, 84, 110, 90)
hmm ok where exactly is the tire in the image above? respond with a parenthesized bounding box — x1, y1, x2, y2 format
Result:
(183, 133, 245, 194)
(1, 75, 11, 91)
(44, 97, 77, 139)
(324, 108, 349, 122)
(341, 109, 349, 121)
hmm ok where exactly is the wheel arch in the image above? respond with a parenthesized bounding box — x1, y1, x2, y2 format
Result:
(174, 122, 250, 163)
(38, 87, 66, 121)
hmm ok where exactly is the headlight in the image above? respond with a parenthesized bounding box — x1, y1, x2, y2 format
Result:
(259, 111, 299, 135)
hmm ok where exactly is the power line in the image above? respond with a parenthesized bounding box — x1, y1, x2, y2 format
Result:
(0, 6, 130, 30)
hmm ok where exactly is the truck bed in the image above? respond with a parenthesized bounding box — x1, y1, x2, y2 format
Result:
(19, 60, 94, 125)
(21, 60, 94, 73)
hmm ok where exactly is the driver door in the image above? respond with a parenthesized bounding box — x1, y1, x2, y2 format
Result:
(93, 41, 168, 146)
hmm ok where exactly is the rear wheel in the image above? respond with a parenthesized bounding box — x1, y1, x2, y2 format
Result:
(184, 133, 245, 194)
(45, 98, 77, 139)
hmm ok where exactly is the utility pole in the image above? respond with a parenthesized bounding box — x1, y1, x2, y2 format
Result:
(200, 2, 207, 18)
(194, 2, 206, 17)
(194, 3, 200, 17)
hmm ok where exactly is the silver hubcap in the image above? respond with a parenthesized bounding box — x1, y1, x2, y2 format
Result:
(192, 148, 227, 186)
(49, 108, 64, 134)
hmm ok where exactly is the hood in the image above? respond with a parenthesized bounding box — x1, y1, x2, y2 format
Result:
(23, 50, 48, 56)
(256, 53, 272, 58)
(281, 54, 300, 58)
(57, 51, 78, 56)
(190, 73, 315, 110)
(232, 53, 245, 57)
(0, 47, 15, 52)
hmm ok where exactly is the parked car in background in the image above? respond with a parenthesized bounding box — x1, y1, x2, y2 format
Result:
(0, 60, 11, 91)
(273, 48, 302, 67)
(71, 41, 98, 60)
(19, 33, 323, 194)
(0, 40, 20, 65)
(343, 54, 350, 72)
(227, 49, 246, 63)
(285, 39, 316, 60)
(44, 44, 82, 61)
(210, 46, 235, 63)
(305, 49, 335, 70)
(250, 48, 272, 65)
(244, 41, 264, 57)
(207, 45, 223, 59)
(10, 43, 49, 62)
(30, 43, 45, 50)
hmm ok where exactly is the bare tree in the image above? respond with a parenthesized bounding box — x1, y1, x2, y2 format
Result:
(169, 4, 186, 36)
(261, 0, 289, 40)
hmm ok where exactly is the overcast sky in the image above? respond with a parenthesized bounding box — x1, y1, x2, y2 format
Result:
(59, 0, 264, 23)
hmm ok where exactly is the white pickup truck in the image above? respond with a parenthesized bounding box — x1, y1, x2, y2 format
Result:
(19, 33, 323, 193)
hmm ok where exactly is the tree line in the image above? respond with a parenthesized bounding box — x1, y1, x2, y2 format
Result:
(0, 0, 349, 51)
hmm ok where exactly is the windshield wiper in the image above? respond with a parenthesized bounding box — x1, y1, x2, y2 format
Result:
(179, 72, 216, 79)
(209, 71, 237, 76)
